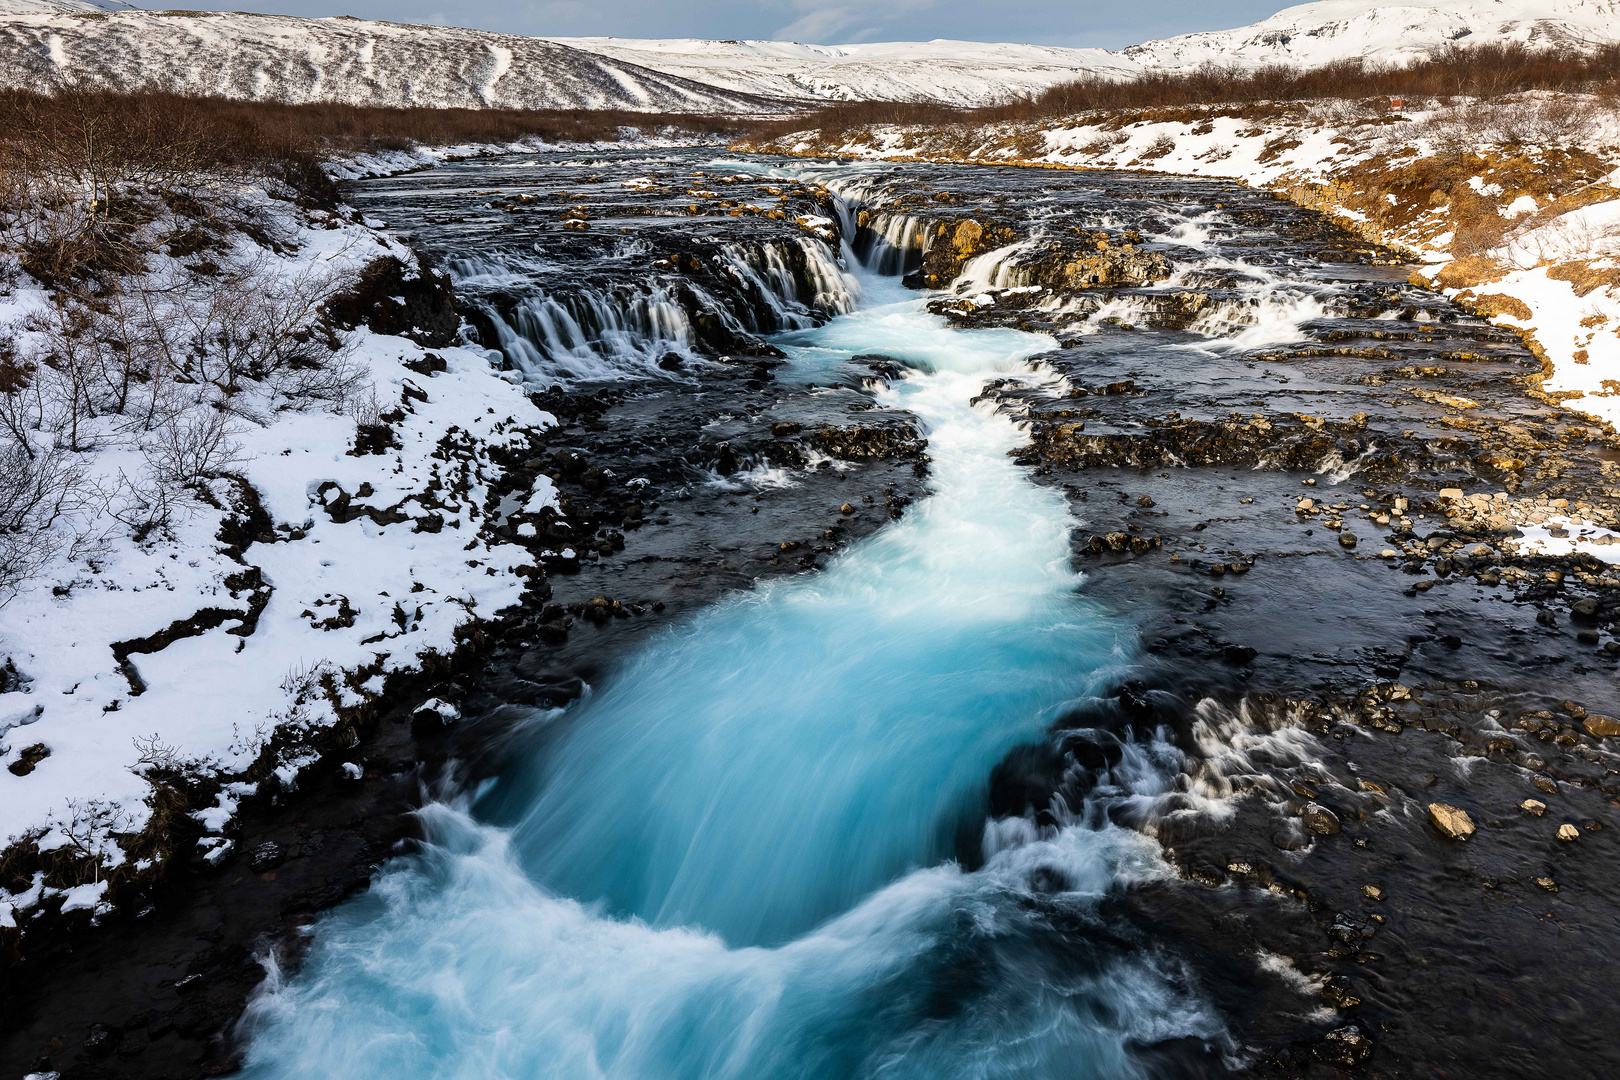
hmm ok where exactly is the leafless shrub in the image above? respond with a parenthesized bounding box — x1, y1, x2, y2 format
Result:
(1075, 131, 1127, 156)
(0, 438, 86, 605)
(144, 407, 246, 486)
(1142, 133, 1177, 159)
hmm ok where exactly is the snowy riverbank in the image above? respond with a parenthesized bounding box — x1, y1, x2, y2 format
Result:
(0, 167, 557, 931)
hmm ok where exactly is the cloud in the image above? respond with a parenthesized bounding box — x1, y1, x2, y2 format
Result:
(773, 0, 940, 43)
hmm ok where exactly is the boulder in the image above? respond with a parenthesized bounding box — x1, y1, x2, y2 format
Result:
(1583, 715, 1620, 737)
(1301, 802, 1342, 835)
(1428, 802, 1475, 840)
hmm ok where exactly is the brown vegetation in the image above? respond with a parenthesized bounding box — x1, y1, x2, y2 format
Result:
(753, 42, 1620, 140)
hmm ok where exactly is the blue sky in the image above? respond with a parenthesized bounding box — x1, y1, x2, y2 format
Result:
(132, 1, 1289, 48)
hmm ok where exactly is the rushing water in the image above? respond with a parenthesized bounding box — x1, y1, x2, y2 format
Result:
(236, 163, 1233, 1078)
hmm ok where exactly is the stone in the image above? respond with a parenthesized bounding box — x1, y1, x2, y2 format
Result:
(1362, 884, 1384, 901)
(248, 842, 285, 873)
(1583, 715, 1620, 737)
(1315, 1025, 1374, 1066)
(1534, 876, 1559, 891)
(1520, 799, 1547, 816)
(1339, 532, 1358, 549)
(1439, 488, 1465, 499)
(839, 502, 854, 514)
(1428, 803, 1475, 840)
(1533, 775, 1558, 794)
(1302, 802, 1342, 835)
(1557, 823, 1580, 842)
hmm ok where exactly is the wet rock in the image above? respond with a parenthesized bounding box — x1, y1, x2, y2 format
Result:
(1520, 799, 1547, 816)
(1583, 715, 1620, 737)
(248, 842, 285, 873)
(1315, 1025, 1374, 1066)
(1557, 823, 1581, 842)
(1301, 803, 1342, 835)
(1272, 821, 1312, 850)
(1428, 803, 1476, 840)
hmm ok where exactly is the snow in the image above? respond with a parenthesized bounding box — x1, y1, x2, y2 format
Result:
(1122, 1, 1620, 70)
(1511, 516, 1620, 563)
(552, 37, 1133, 107)
(0, 5, 785, 112)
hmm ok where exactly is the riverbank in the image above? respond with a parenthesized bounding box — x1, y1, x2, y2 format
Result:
(740, 93, 1620, 438)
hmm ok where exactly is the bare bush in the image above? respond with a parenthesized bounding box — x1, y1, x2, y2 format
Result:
(143, 407, 246, 486)
(0, 439, 86, 604)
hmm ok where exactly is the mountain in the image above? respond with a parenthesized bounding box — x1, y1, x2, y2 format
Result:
(548, 38, 1134, 107)
(0, 1, 1617, 110)
(1122, 0, 1620, 69)
(0, 3, 785, 112)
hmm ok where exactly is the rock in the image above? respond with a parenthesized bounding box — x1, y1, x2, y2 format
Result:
(1583, 715, 1620, 737)
(7, 741, 49, 776)
(1362, 884, 1385, 901)
(1272, 822, 1311, 851)
(412, 698, 460, 726)
(248, 842, 285, 873)
(1557, 823, 1580, 842)
(1534, 876, 1558, 892)
(1302, 802, 1342, 835)
(1571, 597, 1600, 622)
(1315, 1025, 1374, 1066)
(1439, 488, 1465, 499)
(839, 502, 854, 514)
(1428, 802, 1475, 840)
(1339, 532, 1358, 549)
(1520, 799, 1547, 816)
(1533, 775, 1559, 794)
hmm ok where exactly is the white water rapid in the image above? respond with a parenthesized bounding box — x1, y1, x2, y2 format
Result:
(235, 178, 1228, 1079)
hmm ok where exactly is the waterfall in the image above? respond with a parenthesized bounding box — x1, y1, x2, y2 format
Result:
(457, 237, 858, 385)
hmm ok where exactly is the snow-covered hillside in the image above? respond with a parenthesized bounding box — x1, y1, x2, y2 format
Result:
(2, 1, 1619, 109)
(0, 3, 783, 112)
(1124, 0, 1620, 70)
(550, 38, 1133, 106)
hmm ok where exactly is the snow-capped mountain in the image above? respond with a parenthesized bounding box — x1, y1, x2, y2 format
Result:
(1123, 0, 1620, 69)
(549, 38, 1134, 107)
(0, 0, 1617, 110)
(0, 3, 784, 111)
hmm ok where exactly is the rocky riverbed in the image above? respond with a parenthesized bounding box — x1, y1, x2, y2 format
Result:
(5, 150, 1617, 1080)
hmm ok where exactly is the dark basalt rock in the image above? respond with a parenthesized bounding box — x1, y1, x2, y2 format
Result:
(324, 254, 459, 347)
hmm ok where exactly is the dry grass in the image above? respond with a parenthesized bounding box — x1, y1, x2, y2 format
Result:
(0, 86, 755, 205)
(752, 43, 1620, 141)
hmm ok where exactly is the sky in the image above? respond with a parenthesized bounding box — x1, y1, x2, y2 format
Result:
(127, 1, 1291, 48)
